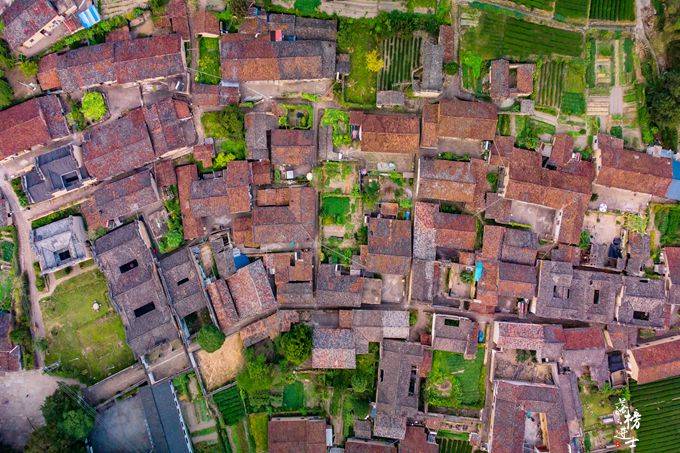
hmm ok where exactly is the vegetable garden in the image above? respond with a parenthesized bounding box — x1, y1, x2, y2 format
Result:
(630, 376, 680, 452)
(213, 385, 246, 425)
(554, 0, 590, 20)
(510, 0, 553, 11)
(377, 34, 423, 91)
(437, 436, 473, 453)
(537, 60, 565, 108)
(589, 0, 635, 21)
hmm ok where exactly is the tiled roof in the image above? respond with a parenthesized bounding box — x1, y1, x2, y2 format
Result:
(271, 129, 317, 167)
(252, 186, 316, 246)
(0, 96, 69, 158)
(352, 111, 420, 154)
(630, 336, 680, 384)
(595, 133, 672, 196)
(618, 276, 669, 329)
(206, 279, 239, 330)
(191, 82, 240, 107)
(159, 247, 208, 319)
(417, 158, 477, 204)
(226, 259, 276, 321)
(362, 217, 412, 275)
(421, 98, 497, 146)
(262, 251, 314, 305)
(311, 328, 356, 368)
(413, 201, 476, 260)
(192, 10, 220, 36)
(268, 417, 327, 453)
(143, 97, 196, 156)
(2, 0, 59, 51)
(315, 264, 364, 308)
(431, 314, 478, 359)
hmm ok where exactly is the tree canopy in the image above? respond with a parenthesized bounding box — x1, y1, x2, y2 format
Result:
(275, 323, 313, 367)
(197, 324, 225, 353)
(81, 92, 107, 122)
(647, 68, 680, 147)
(236, 348, 274, 394)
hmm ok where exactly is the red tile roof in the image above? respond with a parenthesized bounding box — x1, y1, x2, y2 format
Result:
(630, 336, 680, 384)
(2, 0, 59, 51)
(271, 129, 317, 167)
(269, 417, 327, 453)
(352, 112, 420, 153)
(421, 98, 497, 146)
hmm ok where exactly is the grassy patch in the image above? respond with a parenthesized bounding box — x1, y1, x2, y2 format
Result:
(426, 346, 486, 409)
(282, 381, 305, 410)
(654, 204, 680, 246)
(196, 37, 221, 85)
(554, 0, 590, 20)
(248, 413, 268, 453)
(214, 385, 246, 425)
(40, 270, 135, 384)
(320, 195, 351, 224)
(321, 109, 351, 146)
(31, 206, 81, 229)
(293, 0, 320, 14)
(510, 0, 553, 11)
(201, 106, 246, 160)
(338, 19, 378, 105)
(11, 177, 28, 207)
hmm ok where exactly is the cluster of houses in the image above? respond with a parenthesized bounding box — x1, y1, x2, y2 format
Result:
(1, 3, 680, 452)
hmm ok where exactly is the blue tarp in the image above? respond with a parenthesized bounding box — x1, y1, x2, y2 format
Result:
(78, 5, 101, 29)
(666, 160, 680, 200)
(233, 253, 249, 270)
(474, 260, 483, 282)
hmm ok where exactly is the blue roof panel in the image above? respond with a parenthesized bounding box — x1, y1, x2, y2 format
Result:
(78, 5, 101, 29)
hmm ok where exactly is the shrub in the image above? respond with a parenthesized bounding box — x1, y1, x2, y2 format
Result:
(365, 49, 385, 73)
(275, 323, 312, 366)
(19, 59, 38, 77)
(0, 79, 13, 109)
(81, 92, 107, 122)
(197, 324, 225, 353)
(459, 270, 474, 284)
(579, 230, 591, 250)
(443, 61, 459, 75)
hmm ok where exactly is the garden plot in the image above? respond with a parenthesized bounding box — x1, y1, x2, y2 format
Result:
(554, 0, 589, 21)
(579, 378, 618, 451)
(589, 0, 635, 21)
(631, 376, 680, 452)
(510, 0, 553, 11)
(426, 347, 486, 411)
(377, 34, 423, 91)
(0, 227, 18, 313)
(537, 60, 565, 109)
(196, 37, 220, 85)
(40, 270, 135, 384)
(492, 348, 554, 384)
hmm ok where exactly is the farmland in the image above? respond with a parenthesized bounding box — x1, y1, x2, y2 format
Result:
(510, 0, 553, 11)
(462, 9, 584, 60)
(589, 0, 635, 21)
(436, 431, 473, 453)
(377, 34, 423, 91)
(213, 385, 246, 425)
(630, 376, 680, 452)
(653, 204, 680, 246)
(537, 60, 565, 108)
(554, 0, 590, 20)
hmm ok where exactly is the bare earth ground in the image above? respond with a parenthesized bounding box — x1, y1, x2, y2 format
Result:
(0, 371, 79, 450)
(196, 333, 245, 390)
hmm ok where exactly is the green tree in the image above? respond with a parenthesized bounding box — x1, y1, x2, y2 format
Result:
(365, 49, 384, 73)
(579, 230, 591, 250)
(19, 59, 38, 78)
(60, 409, 94, 440)
(25, 425, 84, 453)
(647, 69, 680, 129)
(350, 374, 368, 394)
(80, 92, 107, 122)
(275, 323, 312, 367)
(237, 348, 273, 394)
(213, 151, 235, 169)
(201, 105, 244, 141)
(197, 324, 225, 352)
(0, 79, 13, 109)
(9, 324, 31, 347)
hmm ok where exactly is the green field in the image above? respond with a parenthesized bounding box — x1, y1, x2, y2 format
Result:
(561, 92, 586, 115)
(377, 34, 422, 91)
(654, 204, 680, 246)
(196, 37, 221, 85)
(320, 195, 351, 225)
(589, 0, 634, 21)
(554, 0, 590, 19)
(437, 436, 473, 453)
(282, 381, 305, 410)
(426, 346, 486, 409)
(537, 60, 565, 108)
(631, 376, 680, 452)
(462, 8, 584, 60)
(510, 0, 553, 11)
(214, 385, 246, 425)
(41, 270, 135, 384)
(338, 20, 378, 105)
(248, 413, 268, 453)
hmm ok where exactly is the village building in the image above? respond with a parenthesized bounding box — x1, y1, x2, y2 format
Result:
(252, 186, 316, 249)
(421, 98, 497, 150)
(94, 221, 177, 357)
(628, 335, 680, 384)
(138, 381, 192, 453)
(489, 59, 535, 105)
(315, 264, 382, 308)
(431, 314, 478, 359)
(617, 276, 669, 329)
(0, 95, 70, 160)
(413, 201, 477, 261)
(30, 215, 89, 274)
(159, 247, 209, 322)
(262, 251, 314, 305)
(416, 157, 489, 211)
(349, 111, 420, 155)
(311, 328, 356, 369)
(360, 216, 412, 276)
(22, 144, 88, 203)
(268, 416, 329, 453)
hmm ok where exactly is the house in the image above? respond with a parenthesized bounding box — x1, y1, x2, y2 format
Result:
(38, 34, 186, 92)
(268, 416, 328, 453)
(413, 201, 476, 261)
(374, 340, 425, 440)
(220, 259, 277, 324)
(489, 60, 535, 104)
(628, 335, 680, 384)
(664, 247, 680, 305)
(239, 310, 299, 347)
(271, 129, 317, 172)
(492, 321, 565, 361)
(315, 264, 381, 308)
(312, 328, 356, 369)
(351, 310, 410, 353)
(594, 133, 679, 200)
(376, 90, 405, 108)
(80, 169, 162, 231)
(0, 95, 70, 159)
(142, 97, 196, 157)
(416, 157, 489, 210)
(560, 326, 609, 385)
(191, 10, 220, 37)
(1, 0, 79, 53)
(617, 276, 669, 329)
(349, 111, 420, 154)
(245, 112, 278, 160)
(139, 381, 192, 453)
(252, 186, 316, 248)
(533, 260, 621, 324)
(488, 380, 570, 453)
(399, 425, 438, 453)
(413, 39, 444, 96)
(81, 108, 154, 180)
(345, 438, 397, 453)
(94, 221, 177, 357)
(360, 217, 412, 276)
(192, 143, 213, 169)
(159, 247, 208, 320)
(431, 314, 478, 359)
(176, 161, 252, 240)
(0, 312, 21, 372)
(262, 251, 314, 305)
(491, 147, 593, 245)
(191, 81, 240, 107)
(154, 0, 189, 39)
(153, 159, 178, 190)
(481, 225, 538, 266)
(625, 233, 651, 276)
(23, 144, 88, 203)
(421, 98, 497, 149)
(31, 216, 89, 274)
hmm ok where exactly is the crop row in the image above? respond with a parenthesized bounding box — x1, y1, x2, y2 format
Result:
(213, 386, 246, 424)
(537, 60, 565, 108)
(554, 0, 590, 19)
(378, 35, 422, 91)
(510, 0, 553, 11)
(589, 0, 635, 21)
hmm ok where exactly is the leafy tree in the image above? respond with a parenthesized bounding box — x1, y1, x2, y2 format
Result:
(0, 79, 13, 109)
(0, 40, 14, 70)
(9, 324, 31, 347)
(459, 270, 474, 284)
(237, 348, 273, 394)
(213, 151, 235, 170)
(60, 409, 94, 440)
(201, 105, 244, 142)
(350, 374, 368, 394)
(18, 59, 38, 78)
(365, 50, 384, 73)
(25, 425, 84, 453)
(81, 92, 107, 122)
(275, 323, 312, 367)
(443, 61, 459, 75)
(197, 324, 225, 353)
(647, 69, 680, 129)
(34, 337, 48, 351)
